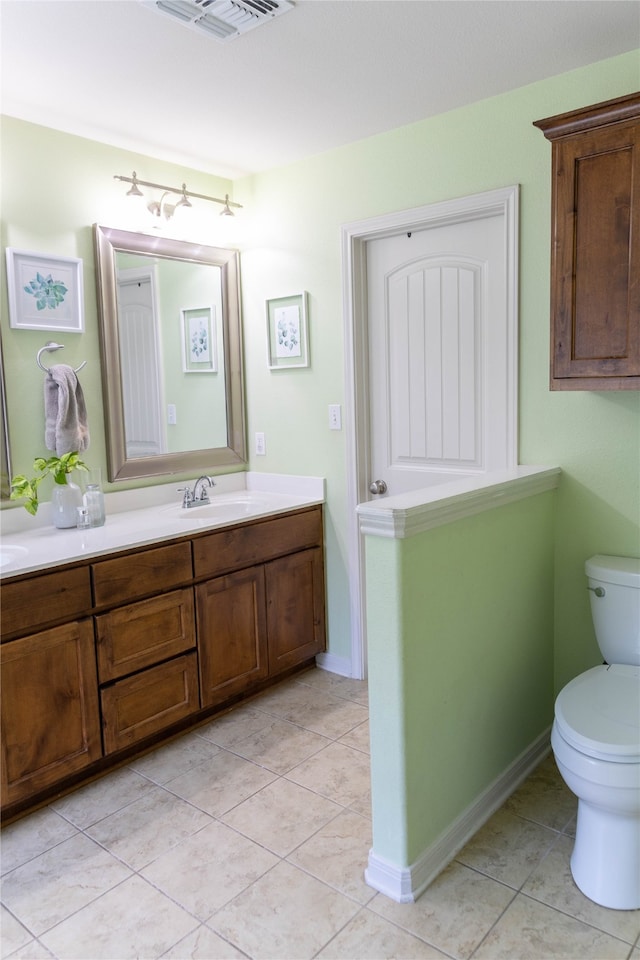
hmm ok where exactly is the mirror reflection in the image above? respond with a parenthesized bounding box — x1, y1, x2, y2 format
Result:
(94, 225, 246, 482)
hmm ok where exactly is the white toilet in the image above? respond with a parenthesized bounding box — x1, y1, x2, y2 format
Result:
(551, 555, 640, 910)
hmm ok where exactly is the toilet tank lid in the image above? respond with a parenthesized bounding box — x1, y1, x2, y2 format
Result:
(585, 555, 640, 588)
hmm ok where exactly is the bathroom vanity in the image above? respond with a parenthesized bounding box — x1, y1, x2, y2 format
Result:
(0, 488, 325, 821)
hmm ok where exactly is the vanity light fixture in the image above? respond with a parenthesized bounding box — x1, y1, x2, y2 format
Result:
(114, 171, 242, 222)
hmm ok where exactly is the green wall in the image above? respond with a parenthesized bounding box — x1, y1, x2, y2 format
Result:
(0, 121, 235, 496)
(1, 49, 639, 701)
(366, 492, 556, 866)
(236, 50, 640, 687)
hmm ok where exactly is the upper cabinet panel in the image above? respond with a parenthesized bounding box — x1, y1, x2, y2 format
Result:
(535, 93, 640, 391)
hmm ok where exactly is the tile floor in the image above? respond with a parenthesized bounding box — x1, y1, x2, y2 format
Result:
(1, 667, 639, 960)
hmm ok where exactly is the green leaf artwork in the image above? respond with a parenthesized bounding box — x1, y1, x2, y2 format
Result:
(190, 320, 209, 359)
(24, 271, 68, 311)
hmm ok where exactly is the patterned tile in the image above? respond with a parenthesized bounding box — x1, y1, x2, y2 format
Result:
(221, 777, 342, 856)
(455, 807, 559, 889)
(39, 874, 198, 959)
(3, 672, 633, 960)
(85, 786, 213, 870)
(370, 861, 516, 959)
(286, 741, 371, 808)
(317, 906, 448, 958)
(473, 893, 631, 959)
(141, 819, 278, 919)
(287, 808, 375, 903)
(164, 749, 276, 817)
(1, 833, 131, 937)
(522, 835, 640, 944)
(0, 809, 77, 876)
(50, 766, 154, 829)
(209, 860, 359, 960)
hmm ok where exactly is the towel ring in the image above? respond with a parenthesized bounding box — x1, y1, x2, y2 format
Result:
(37, 341, 87, 374)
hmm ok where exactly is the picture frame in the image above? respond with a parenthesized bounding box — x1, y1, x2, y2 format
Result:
(181, 305, 217, 373)
(6, 248, 84, 332)
(266, 292, 309, 369)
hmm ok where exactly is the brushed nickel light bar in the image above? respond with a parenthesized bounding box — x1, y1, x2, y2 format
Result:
(114, 171, 242, 220)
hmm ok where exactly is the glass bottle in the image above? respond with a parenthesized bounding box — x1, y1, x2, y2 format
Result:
(83, 468, 106, 527)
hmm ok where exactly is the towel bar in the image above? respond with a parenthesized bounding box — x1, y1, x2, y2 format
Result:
(37, 341, 87, 374)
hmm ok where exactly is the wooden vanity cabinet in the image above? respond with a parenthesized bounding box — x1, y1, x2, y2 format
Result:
(1, 504, 326, 819)
(194, 506, 326, 705)
(534, 93, 640, 390)
(92, 543, 199, 753)
(1, 619, 101, 807)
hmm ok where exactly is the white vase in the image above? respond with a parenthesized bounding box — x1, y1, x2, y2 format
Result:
(51, 480, 82, 529)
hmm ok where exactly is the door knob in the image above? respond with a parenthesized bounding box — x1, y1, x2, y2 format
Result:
(369, 479, 388, 495)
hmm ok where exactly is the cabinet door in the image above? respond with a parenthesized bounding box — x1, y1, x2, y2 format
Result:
(1, 620, 101, 807)
(551, 121, 639, 387)
(266, 547, 326, 675)
(535, 94, 640, 390)
(196, 567, 269, 707)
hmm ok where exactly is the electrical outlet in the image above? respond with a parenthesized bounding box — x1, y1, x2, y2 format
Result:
(328, 403, 342, 430)
(167, 404, 177, 425)
(255, 432, 266, 455)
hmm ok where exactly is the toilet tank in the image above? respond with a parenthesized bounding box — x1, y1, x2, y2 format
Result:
(585, 555, 640, 666)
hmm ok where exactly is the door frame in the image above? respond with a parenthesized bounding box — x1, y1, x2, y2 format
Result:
(341, 186, 519, 679)
(116, 264, 167, 457)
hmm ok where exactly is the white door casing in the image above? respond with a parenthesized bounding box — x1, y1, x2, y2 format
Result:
(341, 186, 519, 678)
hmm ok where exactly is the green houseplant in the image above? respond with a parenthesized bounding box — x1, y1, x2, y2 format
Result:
(11, 452, 88, 517)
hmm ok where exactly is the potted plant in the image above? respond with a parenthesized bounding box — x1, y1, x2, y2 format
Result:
(11, 452, 88, 527)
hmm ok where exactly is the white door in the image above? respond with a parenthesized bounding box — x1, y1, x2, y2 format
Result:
(117, 269, 166, 458)
(367, 211, 508, 497)
(342, 186, 519, 676)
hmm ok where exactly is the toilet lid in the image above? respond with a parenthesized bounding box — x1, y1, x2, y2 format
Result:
(555, 664, 640, 762)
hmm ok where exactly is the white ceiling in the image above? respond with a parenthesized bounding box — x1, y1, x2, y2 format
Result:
(1, 0, 638, 179)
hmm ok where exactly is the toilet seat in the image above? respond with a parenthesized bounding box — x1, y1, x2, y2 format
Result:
(554, 664, 640, 763)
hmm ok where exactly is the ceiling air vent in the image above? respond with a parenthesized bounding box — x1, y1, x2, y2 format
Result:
(141, 0, 294, 42)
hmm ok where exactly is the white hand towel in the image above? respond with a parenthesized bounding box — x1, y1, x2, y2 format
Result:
(44, 363, 90, 456)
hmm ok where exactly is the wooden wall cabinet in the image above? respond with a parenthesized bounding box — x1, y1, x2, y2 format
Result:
(1, 505, 325, 819)
(535, 93, 640, 390)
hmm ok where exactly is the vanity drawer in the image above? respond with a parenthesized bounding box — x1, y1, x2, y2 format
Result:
(101, 652, 199, 753)
(1, 566, 92, 640)
(95, 588, 196, 683)
(193, 506, 323, 578)
(92, 541, 192, 607)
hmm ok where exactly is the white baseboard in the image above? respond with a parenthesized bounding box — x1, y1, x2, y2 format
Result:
(366, 726, 552, 902)
(315, 652, 353, 677)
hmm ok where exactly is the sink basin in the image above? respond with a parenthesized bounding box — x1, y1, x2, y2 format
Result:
(165, 494, 270, 521)
(0, 544, 29, 570)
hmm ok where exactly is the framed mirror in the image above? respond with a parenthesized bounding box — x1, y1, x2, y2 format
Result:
(94, 225, 246, 482)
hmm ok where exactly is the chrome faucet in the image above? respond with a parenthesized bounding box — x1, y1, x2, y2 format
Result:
(178, 475, 215, 509)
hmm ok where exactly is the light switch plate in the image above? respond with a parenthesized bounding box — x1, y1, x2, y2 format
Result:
(328, 404, 342, 430)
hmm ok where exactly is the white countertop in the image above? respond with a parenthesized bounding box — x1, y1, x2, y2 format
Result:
(0, 472, 325, 578)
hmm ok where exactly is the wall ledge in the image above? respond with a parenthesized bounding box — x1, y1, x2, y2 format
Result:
(356, 466, 561, 539)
